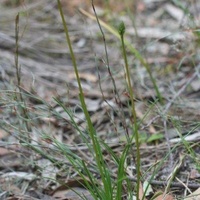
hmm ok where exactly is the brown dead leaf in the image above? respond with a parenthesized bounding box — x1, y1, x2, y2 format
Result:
(154, 192, 174, 200)
(190, 169, 200, 179)
(138, 182, 147, 200)
(0, 147, 12, 156)
(137, 1, 146, 12)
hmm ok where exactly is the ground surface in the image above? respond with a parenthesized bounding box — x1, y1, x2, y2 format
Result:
(0, 0, 200, 199)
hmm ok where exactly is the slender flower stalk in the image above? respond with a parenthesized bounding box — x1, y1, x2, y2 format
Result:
(118, 22, 141, 200)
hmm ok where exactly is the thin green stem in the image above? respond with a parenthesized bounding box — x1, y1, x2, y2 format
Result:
(118, 22, 141, 200)
(15, 13, 31, 142)
(57, 1, 112, 198)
